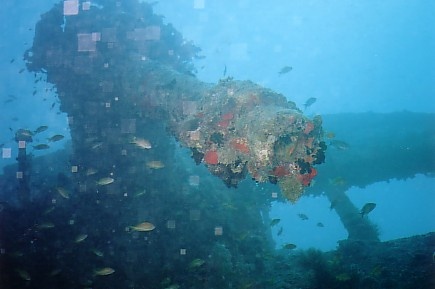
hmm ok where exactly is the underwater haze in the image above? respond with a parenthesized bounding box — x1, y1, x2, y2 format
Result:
(0, 1, 434, 288)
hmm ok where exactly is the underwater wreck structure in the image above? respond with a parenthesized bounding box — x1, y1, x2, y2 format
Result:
(24, 0, 325, 201)
(1, 1, 434, 288)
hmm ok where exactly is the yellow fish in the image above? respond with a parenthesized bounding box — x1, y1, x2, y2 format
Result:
(85, 168, 98, 176)
(130, 137, 152, 149)
(129, 221, 155, 232)
(188, 258, 205, 269)
(283, 243, 297, 250)
(146, 161, 165, 169)
(96, 177, 114, 186)
(92, 248, 104, 257)
(94, 267, 115, 276)
(56, 187, 70, 199)
(75, 234, 88, 243)
(325, 131, 336, 139)
(36, 222, 55, 229)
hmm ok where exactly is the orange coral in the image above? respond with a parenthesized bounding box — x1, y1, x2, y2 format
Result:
(230, 138, 250, 154)
(204, 150, 219, 165)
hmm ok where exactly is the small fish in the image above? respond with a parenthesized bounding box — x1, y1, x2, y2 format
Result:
(36, 222, 55, 229)
(270, 218, 281, 227)
(16, 269, 31, 281)
(188, 258, 205, 269)
(283, 243, 297, 250)
(91, 142, 103, 149)
(33, 144, 50, 150)
(94, 267, 115, 276)
(129, 221, 155, 232)
(360, 203, 376, 217)
(10, 58, 15, 63)
(277, 227, 283, 236)
(130, 137, 152, 149)
(329, 140, 350, 150)
(92, 249, 104, 257)
(34, 125, 48, 134)
(18, 129, 34, 138)
(222, 202, 237, 210)
(325, 131, 336, 139)
(304, 97, 317, 110)
(134, 189, 147, 197)
(329, 177, 346, 186)
(18, 68, 25, 74)
(47, 134, 64, 142)
(278, 66, 293, 75)
(146, 160, 165, 169)
(43, 206, 55, 215)
(75, 234, 88, 243)
(49, 268, 62, 276)
(223, 65, 227, 77)
(297, 213, 309, 220)
(56, 187, 70, 199)
(85, 168, 98, 176)
(316, 222, 324, 228)
(96, 177, 114, 186)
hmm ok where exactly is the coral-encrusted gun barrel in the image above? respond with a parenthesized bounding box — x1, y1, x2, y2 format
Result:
(164, 76, 326, 202)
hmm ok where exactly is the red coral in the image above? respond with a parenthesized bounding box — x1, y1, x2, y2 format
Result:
(230, 138, 250, 154)
(218, 120, 230, 128)
(221, 112, 234, 121)
(304, 122, 314, 134)
(204, 150, 219, 165)
(297, 167, 317, 186)
(272, 166, 290, 177)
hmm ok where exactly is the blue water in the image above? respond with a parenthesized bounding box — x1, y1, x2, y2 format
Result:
(154, 0, 435, 114)
(272, 174, 435, 251)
